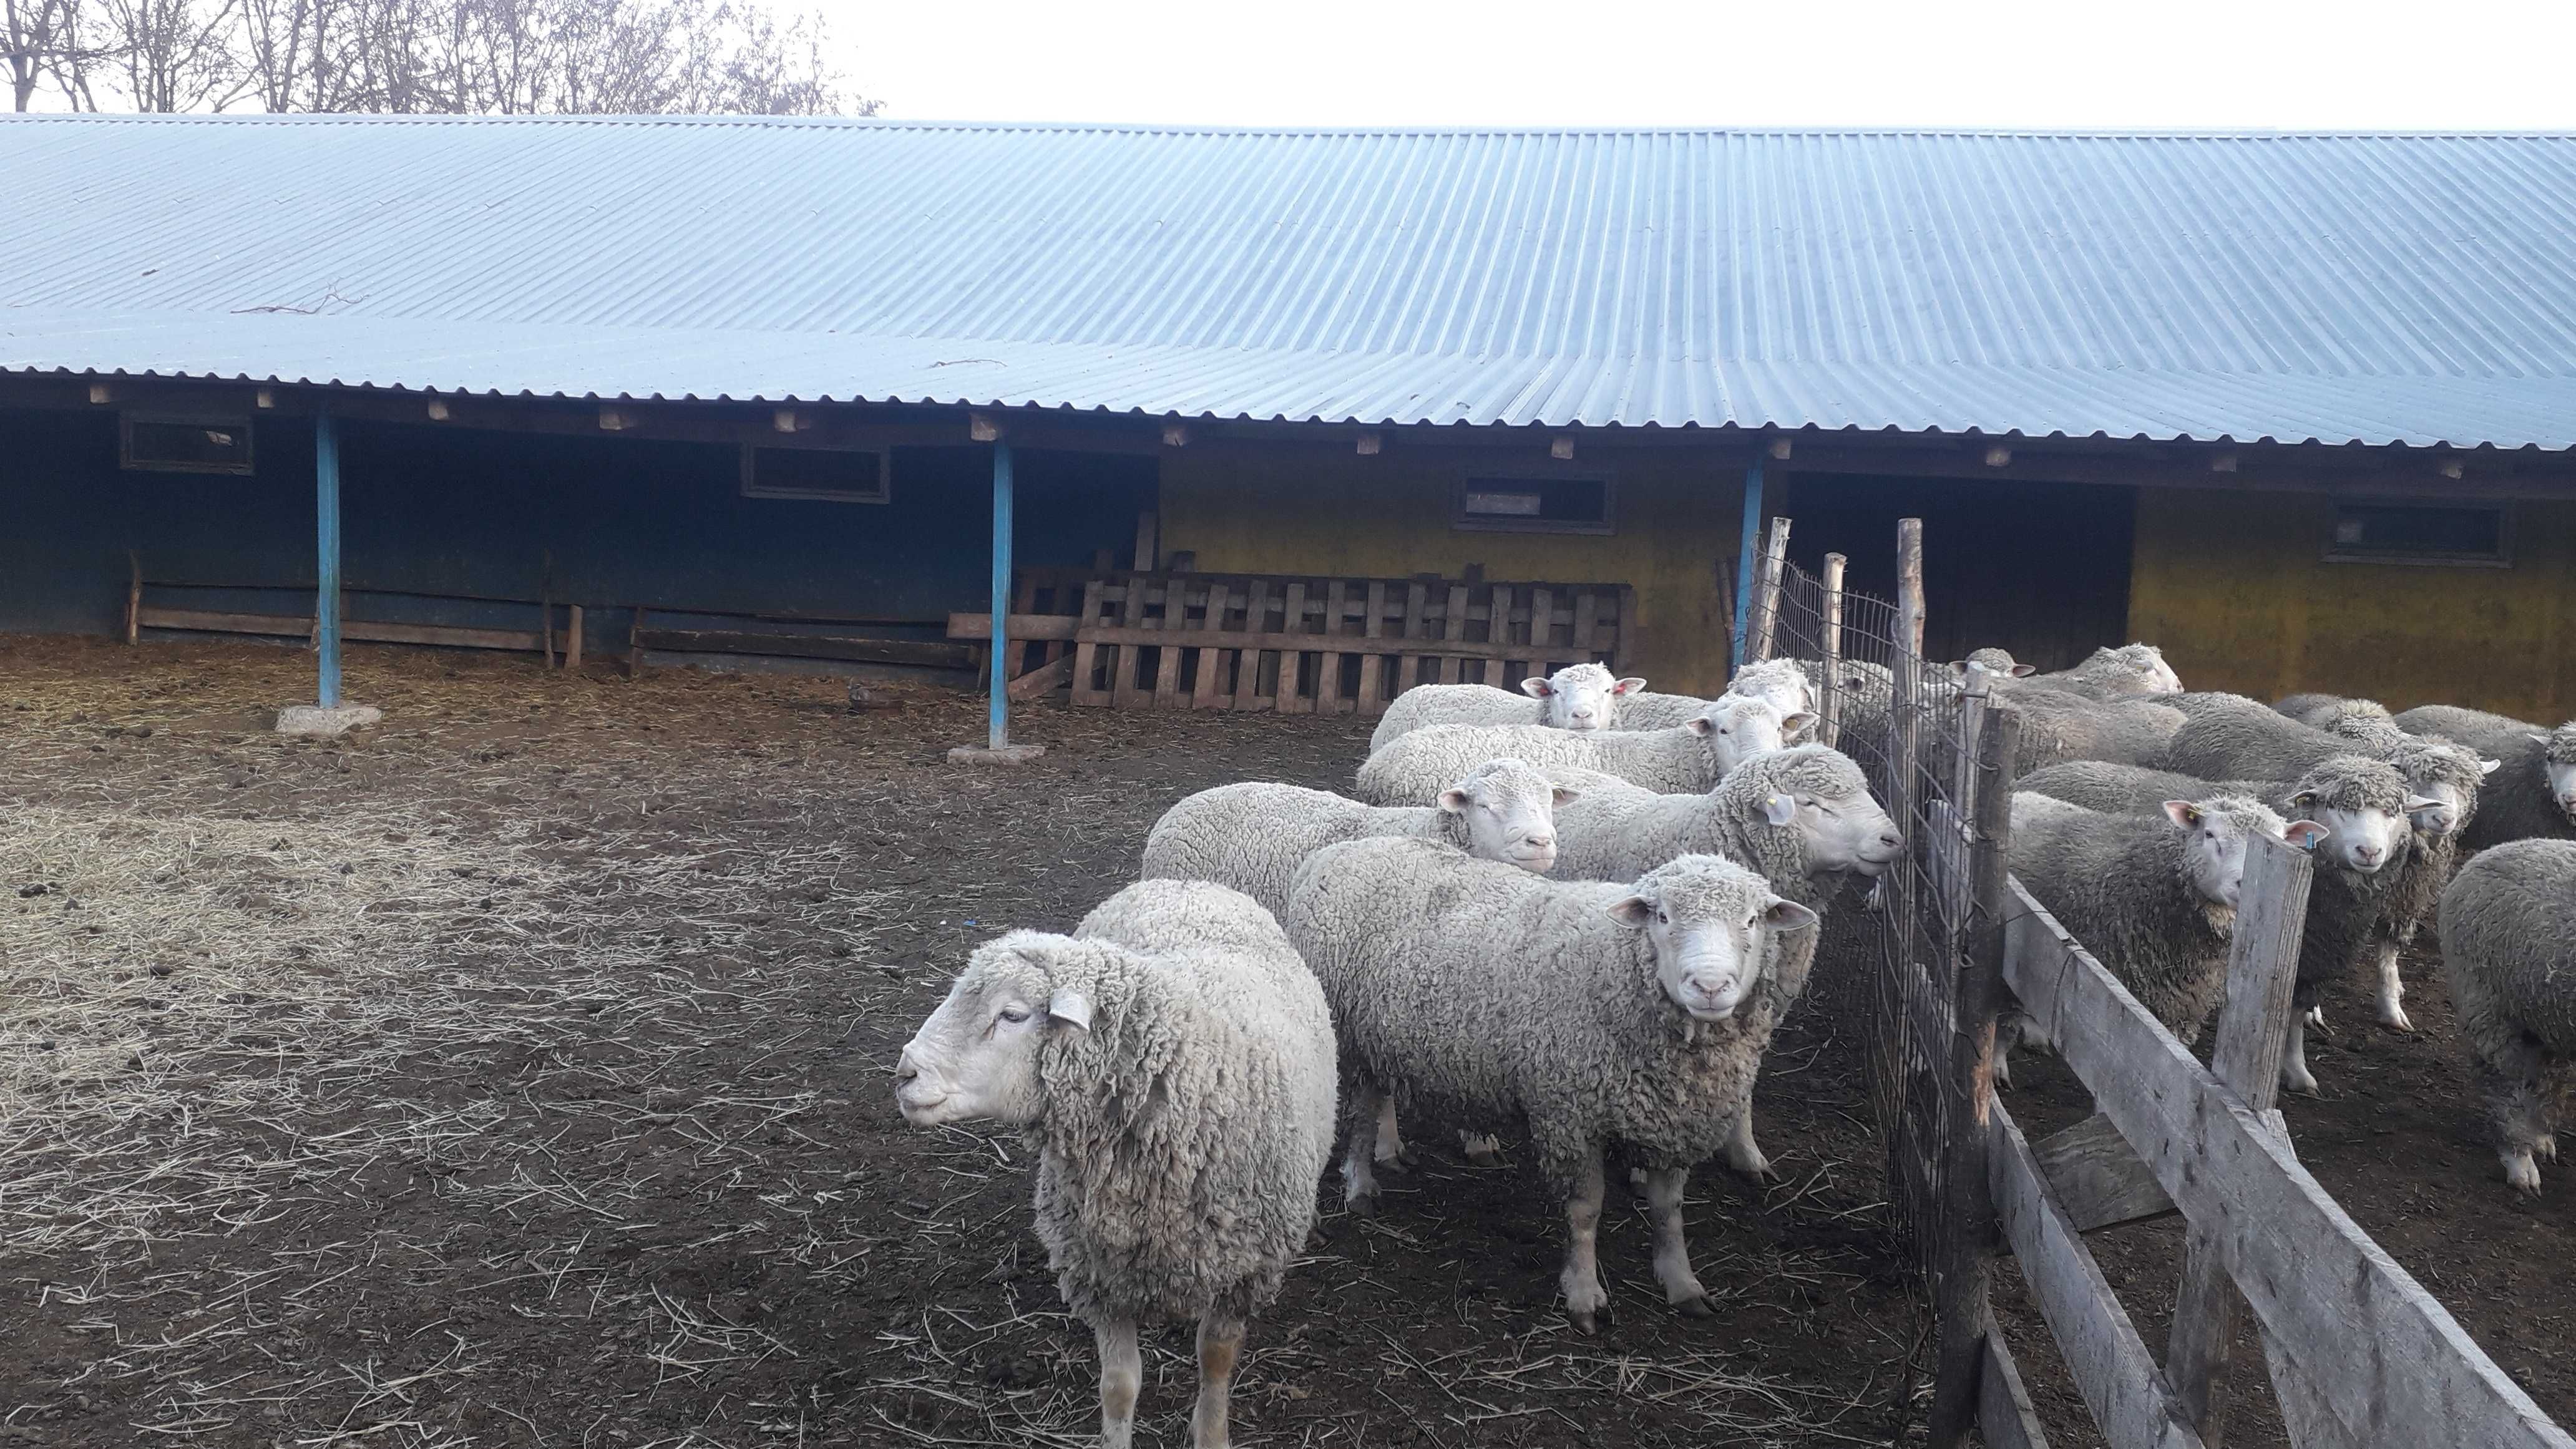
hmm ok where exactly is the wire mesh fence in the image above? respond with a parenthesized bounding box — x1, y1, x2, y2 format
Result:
(1749, 526, 2004, 1433)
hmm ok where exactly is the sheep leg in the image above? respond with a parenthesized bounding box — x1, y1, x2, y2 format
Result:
(2477, 1040, 2554, 1196)
(1190, 1309, 1246, 1449)
(1372, 1095, 1414, 1171)
(2280, 1015, 2321, 1096)
(1717, 1109, 1777, 1183)
(2373, 938, 2414, 1032)
(1095, 1317, 1142, 1449)
(1554, 1145, 1611, 1333)
(1341, 1079, 1384, 1216)
(1642, 1166, 1713, 1316)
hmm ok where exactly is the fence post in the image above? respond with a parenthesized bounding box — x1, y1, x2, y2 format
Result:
(1748, 515, 1792, 662)
(1817, 552, 1845, 746)
(2165, 830, 2314, 1446)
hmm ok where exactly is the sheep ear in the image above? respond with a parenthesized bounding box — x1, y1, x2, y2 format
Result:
(2532, 734, 2551, 748)
(1437, 788, 1471, 813)
(1045, 986, 1093, 1035)
(1520, 677, 1554, 699)
(1761, 793, 1798, 827)
(2012, 663, 2037, 677)
(1614, 676, 1647, 695)
(1686, 716, 1715, 737)
(1762, 899, 1820, 932)
(2404, 795, 2442, 814)
(1782, 710, 1817, 735)
(2162, 800, 2202, 828)
(2282, 820, 2329, 851)
(1551, 786, 1581, 807)
(1948, 660, 1971, 675)
(1605, 895, 1654, 928)
(2482, 758, 2503, 776)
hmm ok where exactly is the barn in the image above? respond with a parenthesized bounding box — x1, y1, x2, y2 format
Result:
(4, 115, 2575, 723)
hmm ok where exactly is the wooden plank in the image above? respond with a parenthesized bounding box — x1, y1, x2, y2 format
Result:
(1486, 584, 1511, 688)
(1528, 585, 1554, 672)
(1437, 580, 1471, 685)
(1612, 585, 1639, 672)
(1397, 581, 1431, 691)
(1315, 581, 1347, 714)
(1355, 580, 1389, 713)
(1133, 510, 1159, 572)
(1151, 579, 1186, 708)
(1982, 1310, 2056, 1449)
(2001, 884, 2576, 1449)
(1070, 580, 1111, 707)
(1111, 571, 1150, 710)
(947, 612, 1082, 642)
(125, 552, 142, 645)
(1276, 582, 1311, 714)
(1818, 553, 1847, 748)
(635, 629, 976, 668)
(1232, 581, 1271, 711)
(628, 607, 644, 677)
(2034, 1113, 2176, 1233)
(1989, 1100, 2208, 1449)
(1008, 654, 1073, 701)
(1569, 591, 1598, 669)
(565, 605, 584, 670)
(1191, 582, 1233, 710)
(1749, 515, 1792, 662)
(2169, 832, 2315, 1447)
(138, 607, 546, 654)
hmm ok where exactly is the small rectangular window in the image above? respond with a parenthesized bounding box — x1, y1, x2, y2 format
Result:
(122, 415, 254, 474)
(740, 443, 890, 504)
(1454, 476, 1612, 534)
(2325, 502, 2508, 566)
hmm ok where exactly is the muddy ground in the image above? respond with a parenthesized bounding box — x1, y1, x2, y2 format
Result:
(0, 638, 1921, 1449)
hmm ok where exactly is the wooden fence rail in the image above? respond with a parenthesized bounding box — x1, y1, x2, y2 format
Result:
(948, 569, 1634, 716)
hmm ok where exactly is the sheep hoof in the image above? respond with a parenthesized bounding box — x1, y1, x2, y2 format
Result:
(2538, 1135, 2560, 1163)
(2305, 1006, 2333, 1037)
(1346, 1192, 1379, 1219)
(1567, 1309, 1598, 1334)
(1465, 1144, 1503, 1168)
(2282, 1071, 2321, 1098)
(2378, 1005, 2415, 1033)
(1672, 1292, 1715, 1319)
(1372, 1146, 1416, 1173)
(2506, 1153, 2543, 1196)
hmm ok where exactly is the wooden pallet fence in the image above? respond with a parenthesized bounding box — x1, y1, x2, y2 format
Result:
(1983, 835, 2576, 1449)
(948, 570, 1634, 716)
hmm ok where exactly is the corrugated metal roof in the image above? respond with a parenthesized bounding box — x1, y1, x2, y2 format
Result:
(3, 114, 2575, 447)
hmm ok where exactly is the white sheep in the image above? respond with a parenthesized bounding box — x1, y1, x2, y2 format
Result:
(1284, 841, 1817, 1331)
(2393, 706, 2576, 849)
(2437, 840, 2576, 1194)
(894, 880, 1335, 1449)
(1140, 757, 1569, 1171)
(1355, 695, 1804, 806)
(2021, 642, 2183, 698)
(1615, 656, 1819, 735)
(1367, 662, 1646, 752)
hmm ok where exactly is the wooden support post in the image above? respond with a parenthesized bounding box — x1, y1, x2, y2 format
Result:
(988, 443, 1015, 748)
(1749, 514, 1791, 663)
(1133, 510, 1159, 572)
(628, 606, 645, 677)
(1928, 686, 2020, 1448)
(2166, 831, 2315, 1447)
(1896, 517, 1925, 663)
(1817, 552, 1847, 746)
(314, 411, 343, 709)
(1731, 458, 1764, 668)
(125, 551, 142, 645)
(540, 553, 557, 669)
(565, 605, 583, 670)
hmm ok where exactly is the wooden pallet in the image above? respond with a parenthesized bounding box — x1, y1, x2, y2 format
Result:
(952, 570, 1634, 716)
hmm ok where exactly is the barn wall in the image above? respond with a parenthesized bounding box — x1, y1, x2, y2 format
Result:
(2128, 487, 2576, 721)
(0, 408, 1151, 640)
(1157, 440, 1744, 694)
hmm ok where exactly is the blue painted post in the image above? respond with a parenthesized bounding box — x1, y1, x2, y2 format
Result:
(1731, 457, 1765, 669)
(987, 442, 1014, 750)
(315, 411, 343, 709)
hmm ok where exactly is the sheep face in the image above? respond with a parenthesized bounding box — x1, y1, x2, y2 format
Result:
(2393, 743, 2498, 839)
(894, 940, 1093, 1129)
(2164, 799, 2326, 909)
(1689, 696, 1807, 776)
(1953, 647, 2035, 678)
(1725, 659, 1818, 721)
(1607, 860, 1817, 1021)
(2285, 793, 2413, 875)
(1761, 783, 1903, 876)
(1520, 663, 1645, 731)
(2537, 735, 2576, 823)
(1440, 758, 1571, 873)
(2090, 643, 2182, 695)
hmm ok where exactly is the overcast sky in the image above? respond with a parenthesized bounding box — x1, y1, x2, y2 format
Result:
(821, 0, 2576, 130)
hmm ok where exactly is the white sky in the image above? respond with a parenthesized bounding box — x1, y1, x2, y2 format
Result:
(820, 0, 2576, 130)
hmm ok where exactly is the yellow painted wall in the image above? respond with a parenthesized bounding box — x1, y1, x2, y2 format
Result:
(1158, 441, 1745, 695)
(2128, 488, 2576, 720)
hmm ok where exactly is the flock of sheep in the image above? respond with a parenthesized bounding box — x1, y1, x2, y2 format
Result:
(887, 643, 2576, 1449)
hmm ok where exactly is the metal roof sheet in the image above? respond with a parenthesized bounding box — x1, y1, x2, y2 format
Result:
(4, 115, 2575, 447)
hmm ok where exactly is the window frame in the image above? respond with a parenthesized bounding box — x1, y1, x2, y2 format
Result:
(1450, 469, 1617, 536)
(2321, 498, 2512, 569)
(119, 413, 256, 476)
(738, 440, 892, 505)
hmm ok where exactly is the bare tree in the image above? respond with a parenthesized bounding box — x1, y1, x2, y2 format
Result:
(5, 0, 112, 109)
(94, 0, 250, 110)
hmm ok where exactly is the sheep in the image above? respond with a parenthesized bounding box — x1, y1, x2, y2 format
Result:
(893, 880, 1335, 1449)
(2005, 792, 2323, 1076)
(2020, 642, 2183, 698)
(1141, 757, 1570, 1173)
(1367, 662, 1647, 752)
(1355, 694, 1803, 806)
(2394, 707, 2576, 849)
(1614, 656, 1819, 734)
(1544, 746, 1901, 1178)
(2017, 755, 2429, 1092)
(1953, 646, 2037, 678)
(2273, 693, 2395, 734)
(1283, 841, 1817, 1330)
(2154, 693, 2366, 781)
(2007, 689, 2190, 775)
(2438, 840, 2576, 1194)
(2354, 734, 2498, 1031)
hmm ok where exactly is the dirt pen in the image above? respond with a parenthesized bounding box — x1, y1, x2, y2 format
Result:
(4, 557, 2575, 1447)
